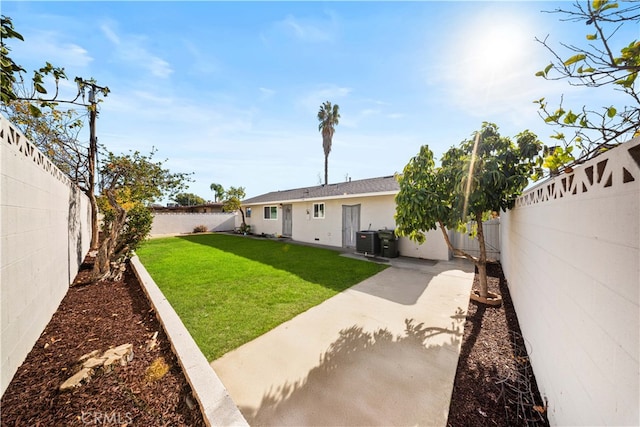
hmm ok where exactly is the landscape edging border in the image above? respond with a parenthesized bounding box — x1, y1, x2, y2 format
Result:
(130, 256, 248, 427)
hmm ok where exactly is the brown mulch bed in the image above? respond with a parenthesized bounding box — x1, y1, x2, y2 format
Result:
(0, 259, 205, 427)
(447, 261, 550, 427)
(1, 256, 547, 426)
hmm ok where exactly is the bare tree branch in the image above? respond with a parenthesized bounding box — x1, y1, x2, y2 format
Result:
(535, 0, 640, 164)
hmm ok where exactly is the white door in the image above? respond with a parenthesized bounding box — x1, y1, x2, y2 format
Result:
(282, 204, 293, 237)
(342, 204, 361, 248)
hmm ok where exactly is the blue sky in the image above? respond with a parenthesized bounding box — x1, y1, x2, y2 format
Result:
(3, 1, 632, 201)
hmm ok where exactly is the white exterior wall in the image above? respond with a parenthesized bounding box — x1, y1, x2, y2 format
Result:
(150, 212, 236, 236)
(291, 195, 396, 247)
(1, 115, 92, 396)
(245, 205, 283, 236)
(245, 193, 451, 260)
(398, 229, 451, 261)
(501, 138, 640, 426)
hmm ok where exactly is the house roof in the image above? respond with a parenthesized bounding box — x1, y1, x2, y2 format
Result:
(242, 175, 400, 205)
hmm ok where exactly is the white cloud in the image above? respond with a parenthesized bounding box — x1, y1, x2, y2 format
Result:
(263, 10, 339, 45)
(13, 30, 93, 70)
(360, 109, 380, 117)
(183, 40, 219, 76)
(298, 85, 352, 113)
(100, 21, 173, 79)
(339, 108, 380, 129)
(259, 87, 276, 99)
(130, 90, 173, 106)
(98, 87, 263, 159)
(362, 98, 390, 107)
(279, 14, 333, 43)
(100, 23, 120, 45)
(146, 57, 173, 79)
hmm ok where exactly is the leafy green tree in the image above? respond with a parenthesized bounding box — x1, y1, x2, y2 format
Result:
(92, 150, 190, 282)
(1, 15, 94, 115)
(317, 101, 340, 185)
(1, 15, 25, 105)
(173, 192, 206, 206)
(535, 0, 640, 165)
(209, 183, 225, 202)
(395, 123, 542, 299)
(222, 186, 247, 226)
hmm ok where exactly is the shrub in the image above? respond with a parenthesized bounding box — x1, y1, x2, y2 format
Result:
(193, 225, 208, 233)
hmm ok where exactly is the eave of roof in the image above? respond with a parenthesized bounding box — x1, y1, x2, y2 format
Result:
(242, 175, 399, 205)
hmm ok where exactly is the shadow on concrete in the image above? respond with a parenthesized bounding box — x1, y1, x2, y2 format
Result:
(349, 269, 430, 305)
(176, 234, 387, 293)
(241, 318, 463, 426)
(345, 257, 470, 306)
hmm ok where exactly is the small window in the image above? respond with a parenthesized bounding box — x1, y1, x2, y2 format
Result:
(313, 203, 325, 219)
(246, 207, 252, 218)
(264, 206, 278, 220)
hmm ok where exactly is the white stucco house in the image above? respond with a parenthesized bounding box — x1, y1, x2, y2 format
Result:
(240, 175, 451, 261)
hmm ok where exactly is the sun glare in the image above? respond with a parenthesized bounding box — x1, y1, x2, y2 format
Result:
(436, 8, 538, 111)
(471, 24, 524, 74)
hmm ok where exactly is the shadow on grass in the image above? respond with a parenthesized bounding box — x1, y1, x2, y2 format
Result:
(176, 233, 387, 292)
(240, 319, 463, 426)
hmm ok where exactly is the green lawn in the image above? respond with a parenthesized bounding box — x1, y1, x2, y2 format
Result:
(136, 233, 387, 361)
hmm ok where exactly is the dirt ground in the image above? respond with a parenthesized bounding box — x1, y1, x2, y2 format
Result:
(0, 260, 204, 426)
(447, 261, 549, 427)
(1, 258, 548, 426)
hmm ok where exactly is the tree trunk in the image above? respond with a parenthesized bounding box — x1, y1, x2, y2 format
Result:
(439, 217, 491, 298)
(88, 192, 99, 250)
(324, 152, 329, 185)
(90, 190, 127, 282)
(322, 129, 332, 185)
(92, 238, 111, 280)
(475, 211, 489, 298)
(437, 221, 477, 264)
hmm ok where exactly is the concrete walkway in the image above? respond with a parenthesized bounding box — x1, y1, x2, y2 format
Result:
(211, 257, 474, 426)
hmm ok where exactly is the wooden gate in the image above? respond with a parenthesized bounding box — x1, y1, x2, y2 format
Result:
(451, 218, 500, 261)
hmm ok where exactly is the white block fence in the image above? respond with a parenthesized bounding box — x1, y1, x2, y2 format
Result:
(501, 137, 640, 426)
(150, 212, 237, 236)
(0, 115, 92, 396)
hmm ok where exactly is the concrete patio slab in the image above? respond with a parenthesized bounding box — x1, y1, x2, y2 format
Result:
(211, 257, 474, 426)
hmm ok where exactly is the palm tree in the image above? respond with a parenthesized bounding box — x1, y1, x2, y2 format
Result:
(317, 101, 340, 185)
(210, 183, 224, 202)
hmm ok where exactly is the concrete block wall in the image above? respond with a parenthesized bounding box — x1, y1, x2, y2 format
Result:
(150, 212, 237, 236)
(1, 115, 92, 396)
(500, 137, 640, 426)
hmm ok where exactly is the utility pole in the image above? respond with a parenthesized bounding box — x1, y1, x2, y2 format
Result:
(75, 78, 109, 250)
